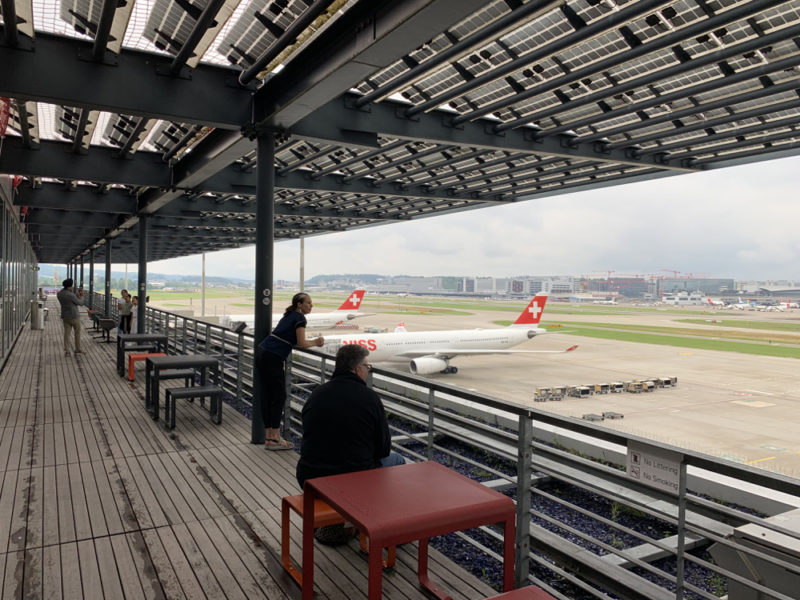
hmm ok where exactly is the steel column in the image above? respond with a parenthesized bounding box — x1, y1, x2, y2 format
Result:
(79, 258, 84, 289)
(104, 241, 111, 316)
(89, 248, 94, 310)
(137, 215, 147, 333)
(251, 133, 275, 445)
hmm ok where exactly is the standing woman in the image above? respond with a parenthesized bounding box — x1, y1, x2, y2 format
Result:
(257, 293, 324, 450)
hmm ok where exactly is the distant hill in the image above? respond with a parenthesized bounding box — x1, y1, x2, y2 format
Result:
(36, 264, 254, 285)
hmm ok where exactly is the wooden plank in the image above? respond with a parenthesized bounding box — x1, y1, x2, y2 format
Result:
(76, 538, 103, 597)
(22, 545, 43, 599)
(25, 467, 44, 550)
(42, 544, 62, 600)
(41, 466, 60, 547)
(1, 550, 23, 598)
(114, 457, 169, 530)
(60, 542, 82, 598)
(160, 452, 229, 522)
(91, 459, 128, 536)
(95, 536, 126, 599)
(152, 526, 205, 599)
(122, 531, 167, 600)
(4, 470, 30, 553)
(55, 464, 77, 543)
(75, 459, 109, 539)
(212, 514, 292, 599)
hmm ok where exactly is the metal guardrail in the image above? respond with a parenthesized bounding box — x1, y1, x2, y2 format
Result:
(101, 298, 800, 599)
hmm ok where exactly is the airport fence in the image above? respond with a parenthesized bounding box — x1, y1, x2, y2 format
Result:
(99, 297, 800, 599)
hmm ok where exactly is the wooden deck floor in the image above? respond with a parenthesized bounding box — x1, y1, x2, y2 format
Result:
(0, 299, 498, 599)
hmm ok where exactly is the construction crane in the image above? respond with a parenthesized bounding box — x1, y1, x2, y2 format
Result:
(661, 269, 680, 278)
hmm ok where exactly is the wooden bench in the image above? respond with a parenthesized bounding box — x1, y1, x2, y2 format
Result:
(128, 352, 166, 381)
(281, 493, 395, 589)
(163, 385, 223, 430)
(485, 586, 557, 599)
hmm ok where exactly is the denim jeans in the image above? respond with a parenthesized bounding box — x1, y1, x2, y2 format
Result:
(380, 451, 406, 468)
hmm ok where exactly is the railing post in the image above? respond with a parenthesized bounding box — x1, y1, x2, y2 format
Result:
(515, 415, 533, 588)
(676, 459, 687, 599)
(427, 388, 435, 461)
(319, 356, 326, 384)
(236, 332, 244, 411)
(182, 319, 187, 354)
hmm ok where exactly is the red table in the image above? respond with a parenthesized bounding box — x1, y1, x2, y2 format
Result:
(302, 461, 515, 599)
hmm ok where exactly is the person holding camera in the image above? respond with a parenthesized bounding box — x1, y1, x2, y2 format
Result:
(56, 278, 85, 356)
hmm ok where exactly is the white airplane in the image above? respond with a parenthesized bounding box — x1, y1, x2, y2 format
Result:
(321, 294, 577, 375)
(786, 301, 799, 309)
(221, 289, 372, 332)
(707, 297, 725, 307)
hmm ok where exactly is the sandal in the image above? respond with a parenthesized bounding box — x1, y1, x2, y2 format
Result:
(265, 438, 294, 451)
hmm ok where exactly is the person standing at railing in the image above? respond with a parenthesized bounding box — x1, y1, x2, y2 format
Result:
(129, 296, 139, 335)
(257, 292, 324, 451)
(56, 278, 84, 357)
(118, 290, 133, 334)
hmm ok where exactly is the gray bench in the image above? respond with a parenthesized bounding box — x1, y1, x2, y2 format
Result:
(164, 385, 223, 430)
(149, 368, 195, 389)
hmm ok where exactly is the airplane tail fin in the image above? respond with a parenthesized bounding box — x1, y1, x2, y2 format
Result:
(337, 289, 365, 311)
(512, 293, 548, 326)
(394, 322, 407, 333)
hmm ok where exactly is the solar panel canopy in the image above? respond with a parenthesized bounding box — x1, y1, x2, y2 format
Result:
(1, 0, 799, 263)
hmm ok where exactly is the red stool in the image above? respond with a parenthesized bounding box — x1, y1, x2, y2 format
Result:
(281, 493, 395, 588)
(128, 352, 166, 381)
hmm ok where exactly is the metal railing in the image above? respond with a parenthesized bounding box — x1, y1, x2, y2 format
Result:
(98, 298, 800, 599)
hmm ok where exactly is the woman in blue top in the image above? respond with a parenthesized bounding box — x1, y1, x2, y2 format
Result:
(257, 293, 324, 450)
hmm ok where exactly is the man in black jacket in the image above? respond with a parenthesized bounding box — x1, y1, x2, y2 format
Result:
(296, 344, 404, 488)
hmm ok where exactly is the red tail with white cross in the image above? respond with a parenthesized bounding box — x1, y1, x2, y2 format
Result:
(337, 289, 365, 311)
(512, 293, 548, 326)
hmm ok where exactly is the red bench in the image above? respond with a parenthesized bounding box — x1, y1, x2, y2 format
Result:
(128, 352, 166, 381)
(281, 493, 395, 588)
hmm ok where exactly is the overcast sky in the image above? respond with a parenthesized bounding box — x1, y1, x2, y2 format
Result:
(144, 154, 800, 282)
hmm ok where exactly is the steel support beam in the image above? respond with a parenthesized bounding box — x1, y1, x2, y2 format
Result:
(199, 164, 510, 203)
(26, 209, 121, 229)
(0, 138, 170, 187)
(293, 94, 699, 172)
(14, 184, 138, 214)
(251, 133, 274, 445)
(253, 0, 488, 130)
(0, 32, 251, 129)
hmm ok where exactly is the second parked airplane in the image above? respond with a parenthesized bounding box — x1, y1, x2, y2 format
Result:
(321, 293, 577, 375)
(221, 289, 372, 332)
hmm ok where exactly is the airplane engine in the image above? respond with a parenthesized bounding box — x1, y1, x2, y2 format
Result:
(409, 357, 449, 375)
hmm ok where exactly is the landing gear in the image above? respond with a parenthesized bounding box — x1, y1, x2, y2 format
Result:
(440, 366, 458, 374)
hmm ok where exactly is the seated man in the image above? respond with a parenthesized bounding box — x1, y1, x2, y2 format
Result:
(296, 344, 404, 490)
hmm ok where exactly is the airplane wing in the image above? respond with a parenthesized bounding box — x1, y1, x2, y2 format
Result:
(395, 345, 578, 359)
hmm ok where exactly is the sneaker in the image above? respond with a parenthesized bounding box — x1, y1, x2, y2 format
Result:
(314, 524, 355, 546)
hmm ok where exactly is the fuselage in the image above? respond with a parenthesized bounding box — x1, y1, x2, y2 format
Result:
(221, 310, 363, 331)
(322, 326, 537, 363)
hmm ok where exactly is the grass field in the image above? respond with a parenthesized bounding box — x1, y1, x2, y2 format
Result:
(492, 319, 800, 359)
